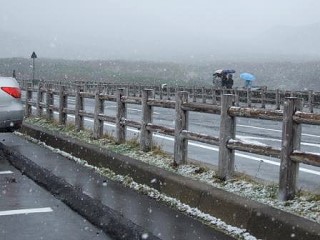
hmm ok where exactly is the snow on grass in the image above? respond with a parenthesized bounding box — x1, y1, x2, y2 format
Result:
(21, 117, 320, 226)
(14, 130, 256, 240)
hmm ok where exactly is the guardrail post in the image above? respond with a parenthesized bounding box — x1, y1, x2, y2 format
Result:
(174, 91, 189, 165)
(25, 83, 33, 117)
(218, 94, 235, 180)
(46, 83, 54, 120)
(116, 88, 126, 143)
(93, 84, 104, 139)
(58, 85, 67, 125)
(279, 97, 302, 201)
(36, 81, 43, 117)
(75, 85, 84, 131)
(308, 90, 314, 113)
(140, 89, 153, 152)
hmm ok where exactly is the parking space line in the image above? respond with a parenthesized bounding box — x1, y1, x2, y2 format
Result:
(0, 171, 13, 175)
(0, 207, 53, 216)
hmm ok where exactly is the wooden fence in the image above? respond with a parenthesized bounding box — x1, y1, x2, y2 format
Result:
(18, 79, 320, 112)
(23, 82, 320, 201)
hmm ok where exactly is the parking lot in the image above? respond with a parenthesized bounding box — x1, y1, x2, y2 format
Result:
(0, 151, 111, 240)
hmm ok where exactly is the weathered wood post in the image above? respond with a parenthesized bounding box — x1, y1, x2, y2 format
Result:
(25, 83, 33, 117)
(275, 89, 281, 110)
(58, 84, 67, 125)
(174, 91, 189, 165)
(261, 86, 267, 108)
(218, 94, 236, 180)
(46, 83, 54, 120)
(140, 89, 153, 152)
(212, 87, 217, 105)
(36, 81, 44, 117)
(93, 84, 104, 139)
(234, 87, 239, 107)
(167, 86, 171, 100)
(202, 87, 206, 103)
(192, 86, 196, 102)
(279, 97, 302, 201)
(159, 84, 163, 100)
(116, 88, 126, 143)
(308, 90, 314, 113)
(75, 84, 84, 131)
(246, 88, 252, 107)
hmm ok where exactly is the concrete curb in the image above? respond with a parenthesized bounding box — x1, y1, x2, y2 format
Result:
(18, 123, 320, 240)
(0, 143, 160, 240)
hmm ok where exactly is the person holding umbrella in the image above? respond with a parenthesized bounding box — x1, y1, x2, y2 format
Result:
(240, 72, 256, 89)
(226, 73, 234, 89)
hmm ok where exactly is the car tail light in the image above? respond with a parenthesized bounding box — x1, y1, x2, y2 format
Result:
(1, 87, 21, 99)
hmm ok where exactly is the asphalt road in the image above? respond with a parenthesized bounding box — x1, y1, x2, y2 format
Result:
(0, 151, 112, 240)
(1, 133, 237, 240)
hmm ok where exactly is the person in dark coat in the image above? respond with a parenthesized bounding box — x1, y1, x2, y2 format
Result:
(221, 73, 228, 88)
(226, 74, 233, 89)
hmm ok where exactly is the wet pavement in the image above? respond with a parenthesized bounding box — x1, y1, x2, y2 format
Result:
(0, 154, 111, 240)
(0, 133, 235, 240)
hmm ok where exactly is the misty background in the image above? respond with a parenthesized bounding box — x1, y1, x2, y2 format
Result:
(1, 0, 320, 90)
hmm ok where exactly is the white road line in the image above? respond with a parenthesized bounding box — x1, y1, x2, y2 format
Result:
(0, 171, 13, 175)
(238, 136, 320, 148)
(0, 207, 53, 216)
(238, 124, 320, 138)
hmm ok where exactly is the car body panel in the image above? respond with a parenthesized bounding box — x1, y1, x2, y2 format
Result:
(0, 77, 24, 132)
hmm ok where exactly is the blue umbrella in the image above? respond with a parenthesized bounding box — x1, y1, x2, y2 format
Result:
(240, 72, 256, 81)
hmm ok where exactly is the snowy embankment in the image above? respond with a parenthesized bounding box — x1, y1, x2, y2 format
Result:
(16, 118, 320, 239)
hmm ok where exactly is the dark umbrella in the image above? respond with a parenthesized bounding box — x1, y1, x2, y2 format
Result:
(213, 69, 236, 79)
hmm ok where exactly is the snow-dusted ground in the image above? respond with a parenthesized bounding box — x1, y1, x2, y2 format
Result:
(17, 118, 320, 239)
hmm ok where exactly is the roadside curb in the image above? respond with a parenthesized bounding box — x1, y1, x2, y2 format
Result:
(0, 142, 160, 240)
(18, 122, 320, 240)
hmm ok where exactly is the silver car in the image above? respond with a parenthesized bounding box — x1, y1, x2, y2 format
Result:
(0, 76, 24, 132)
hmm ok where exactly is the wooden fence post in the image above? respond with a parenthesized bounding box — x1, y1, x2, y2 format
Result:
(75, 85, 84, 131)
(218, 94, 236, 180)
(308, 90, 314, 113)
(234, 87, 239, 107)
(140, 89, 153, 152)
(192, 86, 196, 102)
(212, 87, 217, 105)
(116, 88, 126, 143)
(167, 86, 171, 100)
(275, 89, 280, 110)
(25, 83, 33, 117)
(261, 86, 267, 108)
(174, 91, 189, 165)
(202, 87, 206, 103)
(279, 97, 302, 201)
(93, 84, 104, 139)
(36, 82, 43, 117)
(46, 83, 54, 120)
(247, 88, 251, 107)
(59, 85, 67, 125)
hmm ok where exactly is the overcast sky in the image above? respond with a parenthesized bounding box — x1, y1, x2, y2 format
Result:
(1, 0, 320, 61)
